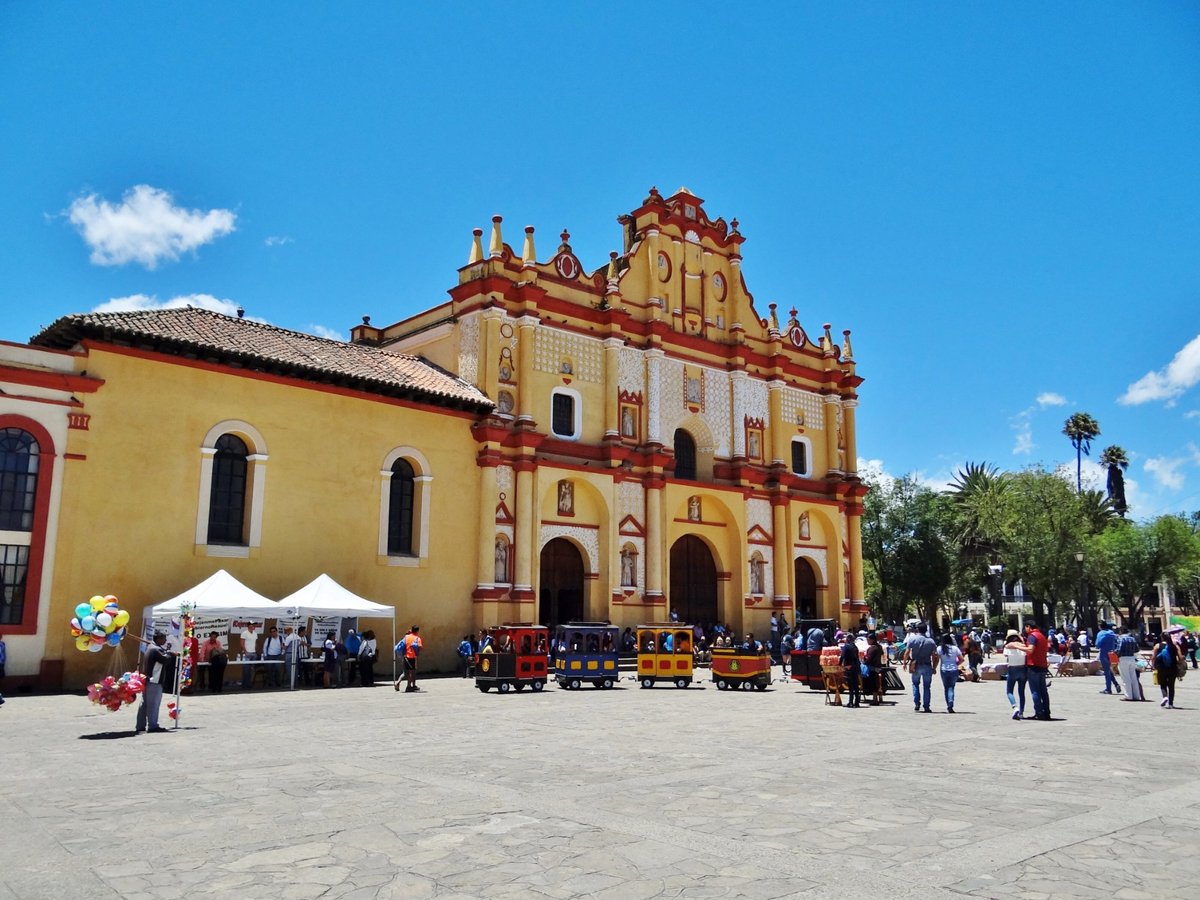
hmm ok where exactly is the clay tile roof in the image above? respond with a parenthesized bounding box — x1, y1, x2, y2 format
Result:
(31, 307, 493, 412)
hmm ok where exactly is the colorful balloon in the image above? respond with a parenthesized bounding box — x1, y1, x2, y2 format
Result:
(89, 595, 107, 612)
(96, 612, 113, 630)
(75, 602, 92, 620)
(113, 610, 130, 628)
(75, 634, 92, 652)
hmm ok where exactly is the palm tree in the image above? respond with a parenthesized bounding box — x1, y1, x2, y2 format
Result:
(1063, 412, 1101, 493)
(1098, 444, 1129, 517)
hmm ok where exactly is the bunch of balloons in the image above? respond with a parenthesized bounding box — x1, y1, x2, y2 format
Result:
(70, 594, 131, 653)
(86, 671, 146, 711)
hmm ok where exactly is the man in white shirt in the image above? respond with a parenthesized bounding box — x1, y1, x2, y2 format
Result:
(240, 622, 259, 689)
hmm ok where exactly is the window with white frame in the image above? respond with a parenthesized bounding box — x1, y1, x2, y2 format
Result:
(378, 447, 432, 565)
(790, 436, 813, 477)
(550, 388, 581, 440)
(195, 421, 269, 558)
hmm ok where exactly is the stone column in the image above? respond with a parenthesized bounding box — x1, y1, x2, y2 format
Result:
(771, 494, 790, 606)
(729, 369, 747, 459)
(644, 475, 664, 600)
(847, 507, 865, 603)
(513, 460, 536, 599)
(516, 316, 539, 425)
(645, 349, 664, 444)
(603, 337, 621, 440)
(476, 459, 498, 592)
(767, 380, 786, 465)
(823, 394, 842, 475)
(842, 399, 858, 476)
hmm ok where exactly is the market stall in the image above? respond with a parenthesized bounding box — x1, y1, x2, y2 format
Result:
(278, 574, 396, 686)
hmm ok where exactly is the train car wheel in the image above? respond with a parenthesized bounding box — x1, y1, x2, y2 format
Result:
(716, 679, 728, 690)
(569, 678, 582, 690)
(601, 677, 614, 689)
(641, 677, 654, 689)
(498, 681, 511, 694)
(531, 680, 544, 692)
(755, 681, 768, 691)
(675, 678, 688, 689)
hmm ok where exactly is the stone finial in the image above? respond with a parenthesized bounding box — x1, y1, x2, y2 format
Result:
(822, 323, 834, 356)
(606, 251, 619, 283)
(522, 226, 537, 267)
(468, 228, 484, 264)
(768, 303, 780, 334)
(842, 329, 854, 360)
(787, 307, 799, 329)
(730, 218, 740, 234)
(362, 315, 371, 325)
(489, 216, 504, 258)
(559, 229, 571, 251)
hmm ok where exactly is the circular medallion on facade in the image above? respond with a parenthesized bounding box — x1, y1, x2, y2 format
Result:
(656, 251, 671, 282)
(712, 272, 726, 301)
(788, 325, 807, 348)
(555, 254, 578, 279)
(499, 323, 514, 338)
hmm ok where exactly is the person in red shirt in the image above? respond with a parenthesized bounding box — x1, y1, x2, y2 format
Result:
(1023, 624, 1052, 720)
(396, 625, 423, 693)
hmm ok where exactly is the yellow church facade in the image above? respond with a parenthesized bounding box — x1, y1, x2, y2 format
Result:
(0, 187, 865, 689)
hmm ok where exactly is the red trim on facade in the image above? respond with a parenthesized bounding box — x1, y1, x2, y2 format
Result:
(0, 414, 56, 635)
(63, 452, 87, 461)
(0, 362, 104, 395)
(540, 519, 599, 530)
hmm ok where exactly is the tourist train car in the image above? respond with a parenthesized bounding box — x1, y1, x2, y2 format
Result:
(710, 648, 772, 691)
(553, 622, 620, 690)
(636, 624, 694, 688)
(789, 618, 839, 690)
(475, 624, 549, 693)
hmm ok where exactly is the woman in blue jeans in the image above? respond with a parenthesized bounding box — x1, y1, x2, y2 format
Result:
(934, 633, 963, 713)
(1002, 629, 1028, 721)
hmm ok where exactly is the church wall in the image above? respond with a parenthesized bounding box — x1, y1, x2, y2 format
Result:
(47, 347, 483, 687)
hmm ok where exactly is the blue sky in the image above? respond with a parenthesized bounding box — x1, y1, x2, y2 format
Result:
(3, 2, 1198, 517)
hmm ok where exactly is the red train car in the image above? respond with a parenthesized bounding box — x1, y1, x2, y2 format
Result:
(710, 648, 772, 691)
(475, 624, 549, 693)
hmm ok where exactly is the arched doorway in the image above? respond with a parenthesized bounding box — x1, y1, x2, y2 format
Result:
(669, 535, 718, 624)
(539, 538, 584, 626)
(794, 557, 818, 620)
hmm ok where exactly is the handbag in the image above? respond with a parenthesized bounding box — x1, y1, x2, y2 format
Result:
(1178, 657, 1188, 679)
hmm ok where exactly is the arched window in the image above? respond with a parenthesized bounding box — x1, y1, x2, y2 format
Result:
(207, 434, 248, 544)
(378, 447, 432, 565)
(0, 428, 38, 531)
(0, 428, 39, 627)
(673, 429, 696, 481)
(195, 420, 269, 557)
(388, 458, 415, 555)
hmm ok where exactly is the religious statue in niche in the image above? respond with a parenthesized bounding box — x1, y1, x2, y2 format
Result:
(688, 496, 701, 521)
(557, 480, 574, 516)
(749, 556, 765, 595)
(620, 406, 636, 438)
(798, 511, 810, 541)
(685, 375, 701, 405)
(747, 430, 761, 460)
(497, 391, 514, 414)
(494, 538, 509, 584)
(620, 548, 636, 587)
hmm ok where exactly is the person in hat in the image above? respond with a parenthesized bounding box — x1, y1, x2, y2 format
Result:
(137, 632, 178, 733)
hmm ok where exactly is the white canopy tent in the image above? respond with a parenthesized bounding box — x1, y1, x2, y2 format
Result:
(144, 569, 281, 619)
(142, 569, 282, 726)
(278, 574, 397, 684)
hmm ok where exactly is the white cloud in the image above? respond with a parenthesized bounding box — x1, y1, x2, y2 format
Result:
(264, 235, 293, 247)
(67, 185, 236, 269)
(1011, 410, 1035, 455)
(1036, 392, 1067, 407)
(1119, 334, 1200, 406)
(93, 293, 266, 323)
(1185, 410, 1200, 420)
(307, 324, 344, 341)
(1144, 456, 1186, 491)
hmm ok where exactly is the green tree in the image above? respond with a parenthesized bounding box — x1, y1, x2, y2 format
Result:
(945, 462, 1009, 616)
(1098, 445, 1129, 517)
(1062, 411, 1101, 493)
(1086, 515, 1200, 625)
(1000, 467, 1091, 627)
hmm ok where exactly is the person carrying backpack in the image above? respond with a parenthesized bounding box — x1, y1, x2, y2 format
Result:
(393, 625, 423, 693)
(456, 634, 474, 679)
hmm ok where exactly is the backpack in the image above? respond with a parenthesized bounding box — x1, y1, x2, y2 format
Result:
(394, 638, 408, 657)
(1158, 645, 1174, 669)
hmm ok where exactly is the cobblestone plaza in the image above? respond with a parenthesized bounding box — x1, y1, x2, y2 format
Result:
(3, 672, 1196, 899)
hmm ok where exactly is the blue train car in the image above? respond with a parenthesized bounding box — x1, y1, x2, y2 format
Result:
(553, 622, 619, 690)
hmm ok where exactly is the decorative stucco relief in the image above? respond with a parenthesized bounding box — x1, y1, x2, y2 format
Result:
(540, 524, 599, 574)
(617, 346, 644, 395)
(746, 497, 772, 538)
(533, 327, 602, 382)
(457, 314, 479, 387)
(782, 387, 824, 431)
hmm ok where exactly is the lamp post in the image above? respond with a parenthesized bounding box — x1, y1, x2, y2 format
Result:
(1074, 550, 1087, 631)
(987, 563, 1004, 624)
